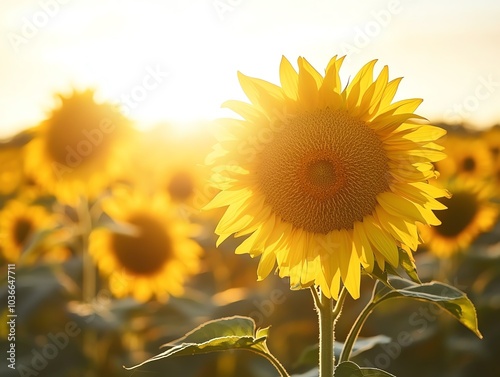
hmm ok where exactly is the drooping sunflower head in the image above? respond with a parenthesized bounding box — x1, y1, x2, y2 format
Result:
(25, 89, 134, 204)
(89, 187, 202, 302)
(205, 56, 448, 299)
(0, 199, 61, 263)
(434, 131, 493, 181)
(419, 176, 498, 257)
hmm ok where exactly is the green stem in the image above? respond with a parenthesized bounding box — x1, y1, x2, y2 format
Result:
(311, 286, 348, 377)
(251, 348, 290, 377)
(77, 197, 97, 377)
(333, 287, 348, 320)
(320, 291, 334, 377)
(78, 197, 95, 304)
(338, 299, 378, 363)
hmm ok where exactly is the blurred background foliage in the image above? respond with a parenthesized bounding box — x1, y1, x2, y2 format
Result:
(0, 90, 499, 377)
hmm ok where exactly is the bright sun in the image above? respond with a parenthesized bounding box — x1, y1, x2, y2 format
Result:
(8, 1, 247, 136)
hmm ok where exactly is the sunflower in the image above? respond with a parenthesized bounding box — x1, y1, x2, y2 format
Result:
(0, 200, 57, 262)
(482, 124, 500, 161)
(25, 90, 133, 204)
(0, 146, 24, 196)
(129, 126, 208, 204)
(161, 141, 218, 216)
(89, 188, 202, 302)
(419, 177, 498, 257)
(434, 131, 493, 181)
(116, 125, 220, 222)
(205, 56, 448, 299)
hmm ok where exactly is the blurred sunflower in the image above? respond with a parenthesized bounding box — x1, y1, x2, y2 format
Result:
(137, 127, 206, 204)
(89, 188, 202, 302)
(483, 125, 500, 160)
(419, 177, 498, 257)
(25, 90, 133, 204)
(435, 132, 493, 180)
(0, 146, 24, 196)
(118, 125, 219, 221)
(482, 125, 500, 192)
(0, 200, 61, 262)
(205, 56, 448, 299)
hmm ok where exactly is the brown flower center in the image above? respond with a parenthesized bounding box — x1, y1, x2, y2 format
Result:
(14, 218, 33, 246)
(44, 93, 122, 169)
(256, 109, 390, 234)
(462, 157, 476, 172)
(168, 171, 194, 202)
(434, 192, 478, 237)
(111, 213, 173, 275)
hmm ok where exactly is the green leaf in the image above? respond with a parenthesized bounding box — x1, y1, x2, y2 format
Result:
(396, 247, 421, 284)
(372, 277, 482, 338)
(365, 247, 421, 285)
(166, 315, 258, 345)
(126, 316, 287, 375)
(348, 335, 392, 357)
(294, 336, 392, 368)
(335, 361, 395, 377)
(366, 263, 390, 286)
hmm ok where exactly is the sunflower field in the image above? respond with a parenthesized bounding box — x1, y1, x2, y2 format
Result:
(1, 2, 500, 377)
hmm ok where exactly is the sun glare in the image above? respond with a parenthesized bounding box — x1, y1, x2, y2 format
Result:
(3, 1, 247, 136)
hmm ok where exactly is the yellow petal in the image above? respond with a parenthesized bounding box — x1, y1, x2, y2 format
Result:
(279, 56, 299, 100)
(363, 217, 399, 267)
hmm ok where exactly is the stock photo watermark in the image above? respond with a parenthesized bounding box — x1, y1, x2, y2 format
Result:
(339, 0, 402, 55)
(51, 117, 116, 179)
(212, 0, 243, 21)
(361, 290, 457, 370)
(6, 264, 16, 371)
(15, 285, 113, 376)
(50, 63, 169, 179)
(17, 322, 81, 376)
(444, 75, 499, 124)
(249, 289, 287, 327)
(7, 0, 73, 53)
(114, 64, 170, 116)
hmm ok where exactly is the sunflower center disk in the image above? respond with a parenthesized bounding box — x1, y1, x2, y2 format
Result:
(307, 160, 337, 186)
(435, 192, 478, 237)
(14, 218, 33, 246)
(45, 100, 115, 166)
(168, 171, 195, 201)
(462, 157, 476, 172)
(256, 109, 390, 234)
(111, 214, 173, 275)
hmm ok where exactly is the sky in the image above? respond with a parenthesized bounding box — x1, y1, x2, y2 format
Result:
(1, 0, 500, 138)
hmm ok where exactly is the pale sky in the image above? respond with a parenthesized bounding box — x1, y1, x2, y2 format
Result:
(1, 0, 500, 138)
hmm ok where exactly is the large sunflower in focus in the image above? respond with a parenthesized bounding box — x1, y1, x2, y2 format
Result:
(25, 90, 133, 204)
(89, 188, 202, 302)
(419, 178, 498, 257)
(205, 56, 448, 299)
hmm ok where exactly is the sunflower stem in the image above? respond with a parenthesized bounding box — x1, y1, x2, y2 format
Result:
(78, 196, 98, 376)
(79, 196, 95, 304)
(333, 287, 348, 320)
(312, 286, 347, 377)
